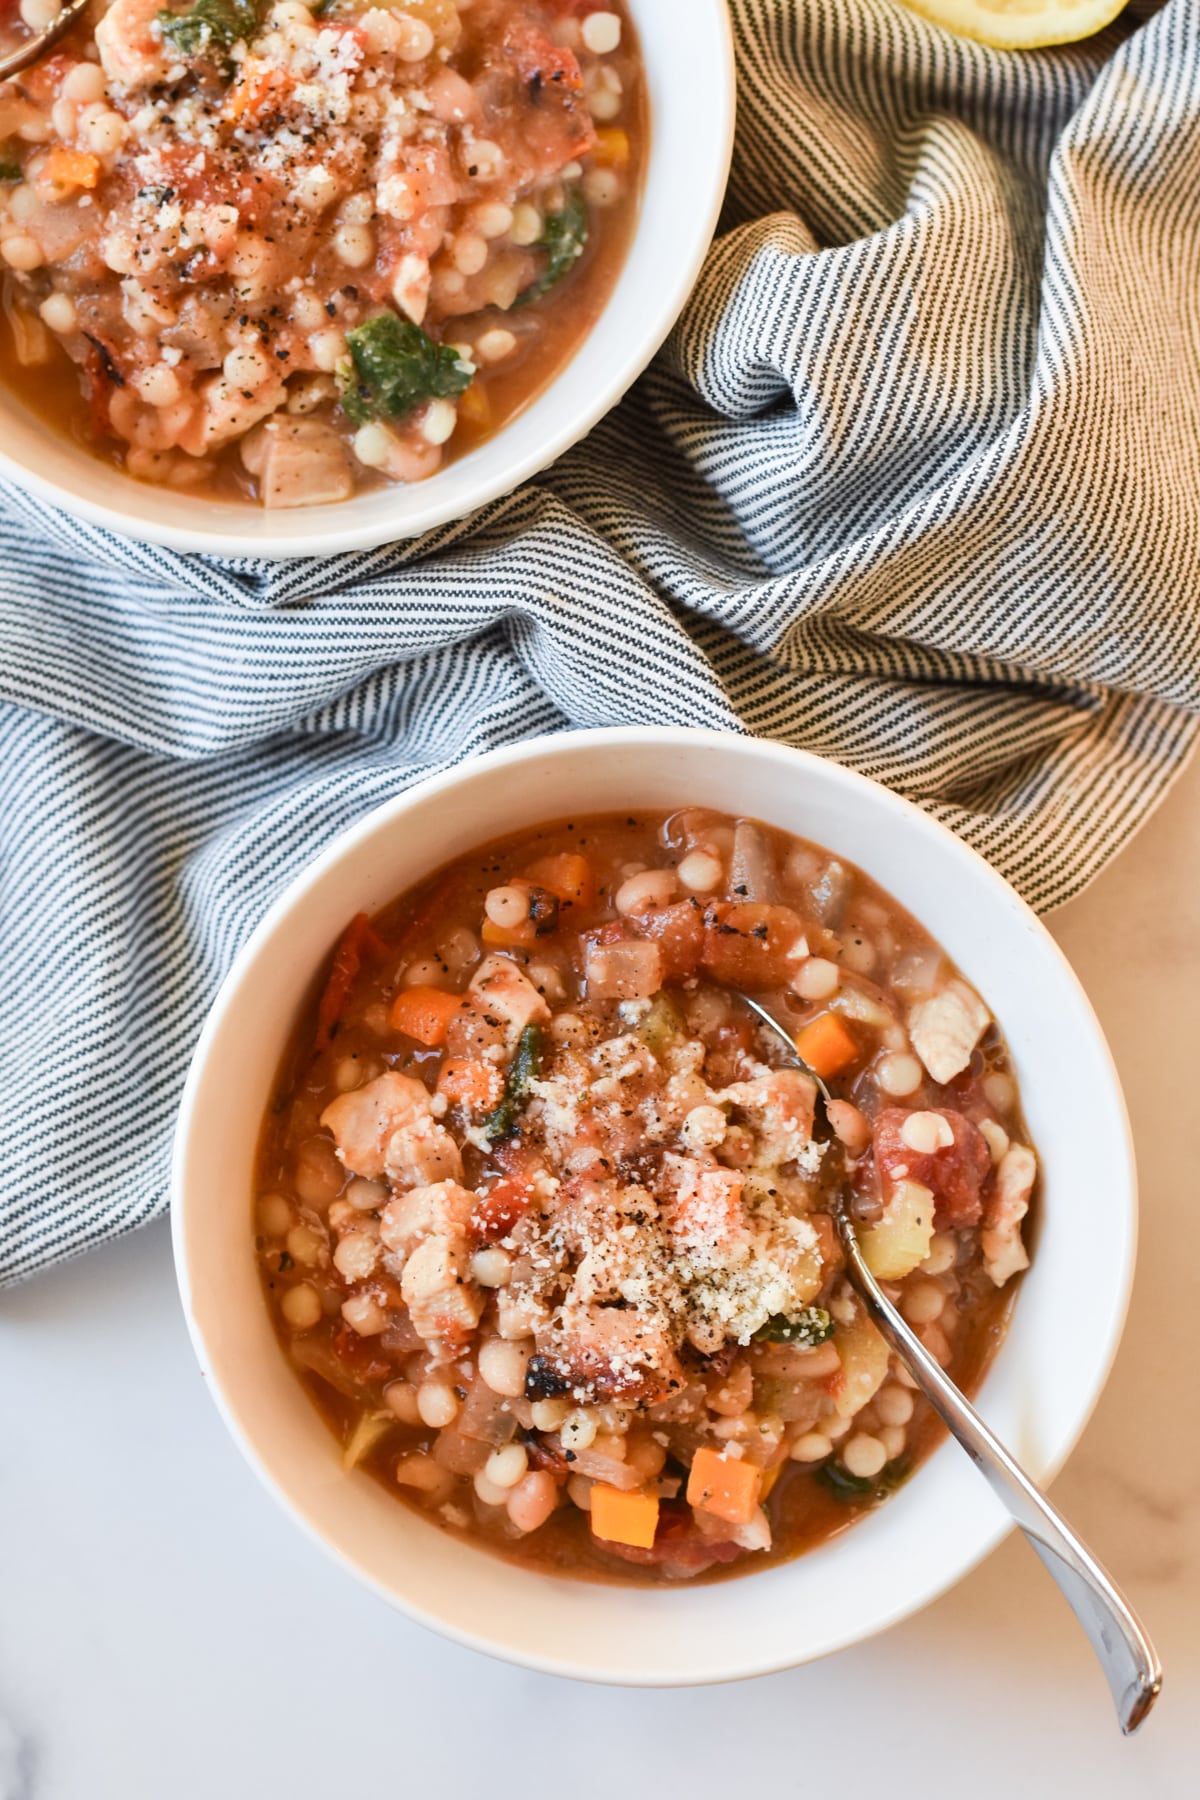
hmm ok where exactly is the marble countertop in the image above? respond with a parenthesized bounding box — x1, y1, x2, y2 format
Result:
(3, 760, 1198, 1800)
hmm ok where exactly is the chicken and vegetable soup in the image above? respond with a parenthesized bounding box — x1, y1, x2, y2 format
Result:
(0, 0, 643, 505)
(255, 811, 1037, 1582)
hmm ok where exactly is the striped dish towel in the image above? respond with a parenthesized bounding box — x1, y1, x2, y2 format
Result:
(1, 0, 1197, 1284)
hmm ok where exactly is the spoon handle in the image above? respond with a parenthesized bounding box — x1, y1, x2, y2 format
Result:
(839, 1225, 1162, 1734)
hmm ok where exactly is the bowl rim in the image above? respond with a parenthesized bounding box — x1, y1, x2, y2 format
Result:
(171, 726, 1138, 1683)
(0, 0, 736, 559)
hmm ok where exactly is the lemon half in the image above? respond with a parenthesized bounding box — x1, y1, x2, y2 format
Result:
(896, 0, 1127, 50)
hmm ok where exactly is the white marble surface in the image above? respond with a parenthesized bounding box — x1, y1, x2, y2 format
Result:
(3, 759, 1199, 1800)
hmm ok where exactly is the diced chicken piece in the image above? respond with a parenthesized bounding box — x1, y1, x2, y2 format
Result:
(719, 1068, 819, 1165)
(96, 0, 173, 90)
(320, 1071, 432, 1180)
(379, 1180, 477, 1257)
(178, 370, 287, 456)
(585, 937, 663, 1001)
(385, 1112, 464, 1189)
(389, 252, 432, 326)
(982, 1144, 1035, 1286)
(400, 1234, 484, 1344)
(467, 955, 551, 1037)
(541, 1303, 686, 1405)
(258, 418, 353, 509)
(909, 980, 991, 1085)
(723, 1497, 780, 1555)
(672, 1165, 744, 1250)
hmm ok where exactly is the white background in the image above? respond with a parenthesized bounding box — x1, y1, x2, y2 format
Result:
(2, 759, 1197, 1800)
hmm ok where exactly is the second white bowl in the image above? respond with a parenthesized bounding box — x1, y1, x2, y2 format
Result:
(0, 0, 735, 557)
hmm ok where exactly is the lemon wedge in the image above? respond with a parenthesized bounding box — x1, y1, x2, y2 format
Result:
(895, 0, 1127, 50)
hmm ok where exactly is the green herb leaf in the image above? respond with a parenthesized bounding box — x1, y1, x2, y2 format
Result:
(0, 161, 23, 184)
(515, 187, 588, 306)
(340, 312, 474, 427)
(158, 0, 262, 56)
(753, 1306, 833, 1348)
(816, 1457, 912, 1503)
(482, 1023, 543, 1143)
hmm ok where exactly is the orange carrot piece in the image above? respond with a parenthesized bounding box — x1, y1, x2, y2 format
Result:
(457, 383, 491, 428)
(794, 1011, 859, 1079)
(480, 915, 538, 949)
(437, 1057, 502, 1112)
(590, 1484, 660, 1550)
(686, 1447, 762, 1526)
(521, 852, 595, 910)
(759, 1463, 783, 1502)
(45, 146, 100, 190)
(592, 127, 630, 167)
(314, 912, 383, 1053)
(388, 986, 464, 1047)
(222, 58, 295, 123)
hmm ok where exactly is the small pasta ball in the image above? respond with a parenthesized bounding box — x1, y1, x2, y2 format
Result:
(280, 1283, 322, 1330)
(506, 1470, 558, 1533)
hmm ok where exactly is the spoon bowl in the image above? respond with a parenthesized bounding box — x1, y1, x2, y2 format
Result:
(0, 0, 89, 79)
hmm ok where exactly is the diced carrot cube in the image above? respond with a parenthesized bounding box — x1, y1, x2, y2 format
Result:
(759, 1463, 783, 1502)
(222, 58, 295, 123)
(45, 146, 100, 190)
(480, 915, 538, 948)
(457, 382, 491, 427)
(521, 852, 595, 910)
(437, 1057, 503, 1112)
(590, 1484, 660, 1550)
(686, 1447, 762, 1527)
(592, 127, 630, 168)
(794, 1011, 859, 1079)
(388, 985, 464, 1047)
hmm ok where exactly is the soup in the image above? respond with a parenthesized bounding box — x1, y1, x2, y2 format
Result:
(253, 810, 1037, 1582)
(0, 1, 644, 504)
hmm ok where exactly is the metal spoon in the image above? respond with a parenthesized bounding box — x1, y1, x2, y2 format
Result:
(0, 0, 90, 81)
(739, 992, 1163, 1735)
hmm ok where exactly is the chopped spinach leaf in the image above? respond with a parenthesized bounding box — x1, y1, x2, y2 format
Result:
(158, 0, 262, 56)
(339, 312, 474, 427)
(753, 1306, 833, 1348)
(515, 187, 587, 306)
(482, 1023, 543, 1143)
(816, 1457, 912, 1503)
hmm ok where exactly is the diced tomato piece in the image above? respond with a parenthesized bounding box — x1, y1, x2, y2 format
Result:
(331, 1321, 394, 1383)
(873, 1108, 991, 1227)
(500, 21, 597, 164)
(597, 1505, 746, 1577)
(634, 898, 705, 982)
(314, 913, 386, 1052)
(470, 1176, 534, 1244)
(701, 902, 807, 989)
(21, 52, 71, 106)
(490, 1139, 546, 1183)
(504, 22, 586, 90)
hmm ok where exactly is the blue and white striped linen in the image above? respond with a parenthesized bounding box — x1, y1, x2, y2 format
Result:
(1, 0, 1197, 1282)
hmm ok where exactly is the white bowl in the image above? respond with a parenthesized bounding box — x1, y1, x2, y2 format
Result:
(0, 0, 734, 558)
(172, 727, 1136, 1684)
